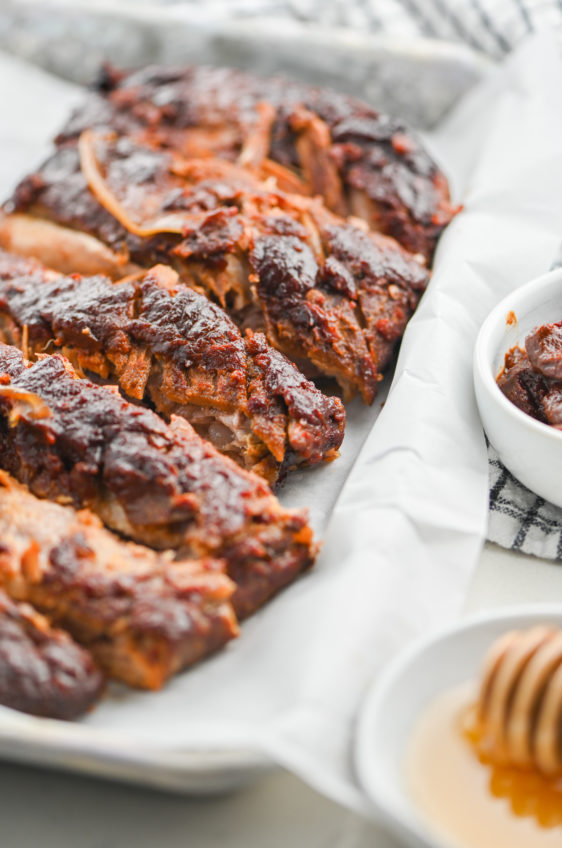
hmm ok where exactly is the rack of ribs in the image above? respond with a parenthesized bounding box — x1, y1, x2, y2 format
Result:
(0, 344, 316, 618)
(0, 470, 237, 690)
(0, 250, 344, 485)
(56, 64, 456, 263)
(0, 586, 104, 718)
(1, 133, 430, 403)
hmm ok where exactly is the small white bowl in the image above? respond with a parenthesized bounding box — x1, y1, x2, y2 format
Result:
(355, 606, 562, 848)
(473, 267, 562, 507)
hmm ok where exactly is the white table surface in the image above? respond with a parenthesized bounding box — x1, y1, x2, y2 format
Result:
(0, 541, 560, 848)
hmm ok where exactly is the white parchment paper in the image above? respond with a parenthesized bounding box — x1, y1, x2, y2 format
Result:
(1, 33, 562, 813)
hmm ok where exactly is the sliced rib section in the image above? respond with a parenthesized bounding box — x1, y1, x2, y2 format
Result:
(0, 251, 345, 483)
(0, 250, 344, 485)
(0, 345, 316, 618)
(0, 586, 104, 718)
(3, 135, 429, 402)
(0, 470, 237, 689)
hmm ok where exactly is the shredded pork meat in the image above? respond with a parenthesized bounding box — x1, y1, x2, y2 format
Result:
(57, 63, 456, 262)
(3, 135, 430, 402)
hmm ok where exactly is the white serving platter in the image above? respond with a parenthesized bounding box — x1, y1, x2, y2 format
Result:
(0, 12, 491, 794)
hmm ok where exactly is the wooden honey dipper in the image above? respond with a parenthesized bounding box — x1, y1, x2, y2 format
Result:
(475, 625, 562, 776)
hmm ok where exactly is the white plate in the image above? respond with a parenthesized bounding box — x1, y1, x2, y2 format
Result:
(0, 705, 271, 792)
(0, 23, 491, 793)
(474, 267, 562, 508)
(355, 606, 562, 848)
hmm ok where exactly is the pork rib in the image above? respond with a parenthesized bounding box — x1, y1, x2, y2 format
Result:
(0, 250, 344, 485)
(0, 345, 316, 618)
(0, 470, 237, 690)
(57, 63, 456, 262)
(3, 134, 430, 402)
(0, 586, 104, 718)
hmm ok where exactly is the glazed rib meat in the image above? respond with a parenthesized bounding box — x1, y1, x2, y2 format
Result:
(0, 250, 344, 485)
(2, 133, 430, 402)
(0, 345, 315, 618)
(56, 64, 456, 262)
(0, 587, 103, 719)
(0, 470, 236, 689)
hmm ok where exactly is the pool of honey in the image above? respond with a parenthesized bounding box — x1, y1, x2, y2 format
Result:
(405, 681, 562, 848)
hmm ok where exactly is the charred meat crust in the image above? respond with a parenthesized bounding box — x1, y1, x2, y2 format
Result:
(0, 250, 344, 485)
(0, 471, 237, 690)
(251, 225, 427, 398)
(56, 63, 455, 261)
(0, 587, 104, 718)
(5, 136, 430, 402)
(0, 345, 316, 618)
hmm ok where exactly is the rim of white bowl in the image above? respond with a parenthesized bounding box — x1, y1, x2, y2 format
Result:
(355, 604, 562, 848)
(474, 266, 562, 444)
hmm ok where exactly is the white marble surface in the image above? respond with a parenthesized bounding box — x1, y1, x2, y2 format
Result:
(0, 541, 560, 847)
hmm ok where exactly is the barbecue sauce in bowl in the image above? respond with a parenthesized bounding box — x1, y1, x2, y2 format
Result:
(497, 320, 562, 427)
